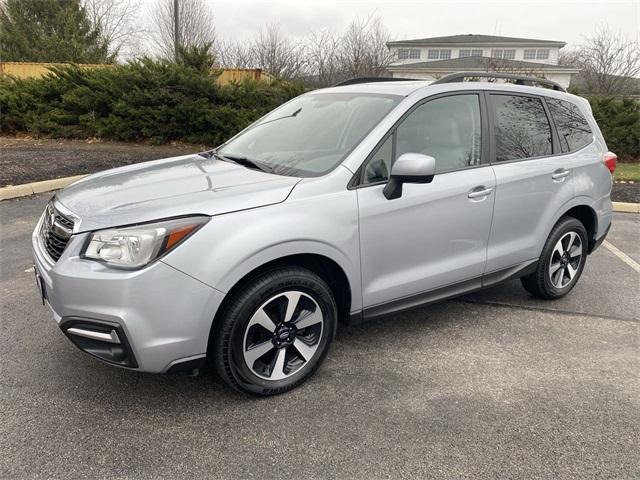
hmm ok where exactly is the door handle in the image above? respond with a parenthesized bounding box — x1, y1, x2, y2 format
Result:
(468, 187, 493, 200)
(552, 169, 570, 181)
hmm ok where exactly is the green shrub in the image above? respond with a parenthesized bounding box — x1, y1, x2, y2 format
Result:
(0, 59, 303, 145)
(588, 96, 640, 161)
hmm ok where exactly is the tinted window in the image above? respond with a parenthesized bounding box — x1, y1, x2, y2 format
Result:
(546, 98, 593, 153)
(492, 95, 552, 161)
(395, 94, 482, 173)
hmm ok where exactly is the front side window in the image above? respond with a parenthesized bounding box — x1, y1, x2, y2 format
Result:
(218, 92, 401, 177)
(492, 95, 552, 162)
(362, 94, 482, 184)
(546, 98, 593, 153)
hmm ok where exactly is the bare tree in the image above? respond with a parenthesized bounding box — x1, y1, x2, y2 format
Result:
(337, 16, 396, 78)
(149, 0, 216, 61)
(82, 0, 144, 60)
(305, 29, 341, 86)
(250, 23, 307, 79)
(563, 25, 640, 94)
(215, 39, 257, 69)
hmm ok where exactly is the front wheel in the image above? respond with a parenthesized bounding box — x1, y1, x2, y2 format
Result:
(211, 266, 337, 395)
(521, 217, 588, 299)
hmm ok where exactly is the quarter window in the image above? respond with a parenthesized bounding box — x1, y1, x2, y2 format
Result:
(546, 98, 593, 153)
(492, 95, 552, 162)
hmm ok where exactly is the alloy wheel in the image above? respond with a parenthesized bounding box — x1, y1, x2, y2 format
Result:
(242, 291, 324, 380)
(548, 231, 583, 289)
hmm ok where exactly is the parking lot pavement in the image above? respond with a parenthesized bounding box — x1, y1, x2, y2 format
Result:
(1, 194, 638, 480)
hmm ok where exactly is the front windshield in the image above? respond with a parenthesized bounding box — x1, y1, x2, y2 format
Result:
(217, 92, 401, 177)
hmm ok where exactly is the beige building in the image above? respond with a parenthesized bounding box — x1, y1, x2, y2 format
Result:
(387, 34, 579, 88)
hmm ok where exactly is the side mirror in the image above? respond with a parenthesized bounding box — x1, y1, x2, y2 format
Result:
(383, 153, 436, 200)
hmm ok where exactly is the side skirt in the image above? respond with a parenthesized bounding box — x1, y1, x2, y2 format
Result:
(347, 259, 538, 325)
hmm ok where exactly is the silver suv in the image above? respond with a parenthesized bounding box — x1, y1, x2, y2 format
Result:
(32, 73, 616, 395)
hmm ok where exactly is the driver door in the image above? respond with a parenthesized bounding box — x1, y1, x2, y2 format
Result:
(356, 93, 496, 315)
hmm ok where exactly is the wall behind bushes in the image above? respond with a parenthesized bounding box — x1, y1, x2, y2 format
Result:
(0, 59, 302, 145)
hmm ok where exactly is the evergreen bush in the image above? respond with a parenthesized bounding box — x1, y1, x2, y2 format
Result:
(0, 60, 303, 145)
(588, 96, 639, 161)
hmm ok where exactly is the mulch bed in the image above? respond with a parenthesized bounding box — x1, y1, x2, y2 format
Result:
(0, 137, 205, 187)
(1, 137, 639, 204)
(612, 182, 640, 203)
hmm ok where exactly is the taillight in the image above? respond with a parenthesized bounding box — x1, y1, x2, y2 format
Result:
(603, 152, 617, 175)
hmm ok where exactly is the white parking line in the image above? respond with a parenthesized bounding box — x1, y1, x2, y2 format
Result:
(603, 241, 640, 274)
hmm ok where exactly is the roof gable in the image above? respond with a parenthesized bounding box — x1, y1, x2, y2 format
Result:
(388, 34, 566, 47)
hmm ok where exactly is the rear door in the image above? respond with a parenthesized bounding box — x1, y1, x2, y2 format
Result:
(485, 92, 575, 273)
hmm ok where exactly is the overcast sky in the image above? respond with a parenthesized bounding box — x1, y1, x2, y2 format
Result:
(141, 0, 639, 49)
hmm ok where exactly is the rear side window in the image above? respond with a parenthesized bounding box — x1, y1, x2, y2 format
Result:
(491, 95, 552, 162)
(546, 98, 593, 153)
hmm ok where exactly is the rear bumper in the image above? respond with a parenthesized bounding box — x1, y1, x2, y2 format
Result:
(32, 217, 225, 373)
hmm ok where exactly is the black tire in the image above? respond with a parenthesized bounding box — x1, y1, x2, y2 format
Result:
(521, 216, 588, 300)
(211, 266, 337, 396)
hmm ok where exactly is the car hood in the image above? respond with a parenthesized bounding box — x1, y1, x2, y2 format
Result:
(56, 154, 301, 232)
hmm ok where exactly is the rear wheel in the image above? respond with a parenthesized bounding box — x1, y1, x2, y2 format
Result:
(521, 217, 588, 299)
(211, 266, 337, 395)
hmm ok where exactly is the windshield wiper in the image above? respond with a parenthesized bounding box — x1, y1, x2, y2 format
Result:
(216, 152, 274, 173)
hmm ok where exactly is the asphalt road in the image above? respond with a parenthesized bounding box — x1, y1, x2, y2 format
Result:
(1, 194, 638, 479)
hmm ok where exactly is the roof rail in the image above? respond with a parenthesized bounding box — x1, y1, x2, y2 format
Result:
(431, 71, 567, 92)
(334, 77, 423, 86)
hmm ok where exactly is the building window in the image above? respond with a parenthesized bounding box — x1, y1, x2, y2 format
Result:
(428, 49, 451, 60)
(492, 49, 515, 60)
(524, 49, 550, 60)
(398, 48, 421, 60)
(536, 49, 549, 60)
(459, 49, 483, 58)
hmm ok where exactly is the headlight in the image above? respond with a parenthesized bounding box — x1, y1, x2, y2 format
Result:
(82, 216, 209, 269)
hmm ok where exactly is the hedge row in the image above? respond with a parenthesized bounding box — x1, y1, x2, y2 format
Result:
(588, 96, 639, 161)
(0, 62, 638, 160)
(0, 59, 303, 145)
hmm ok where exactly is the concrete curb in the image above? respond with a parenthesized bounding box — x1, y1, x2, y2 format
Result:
(612, 202, 640, 214)
(1, 175, 639, 214)
(0, 175, 86, 201)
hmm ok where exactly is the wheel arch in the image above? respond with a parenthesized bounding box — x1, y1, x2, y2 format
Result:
(550, 199, 598, 253)
(207, 251, 355, 358)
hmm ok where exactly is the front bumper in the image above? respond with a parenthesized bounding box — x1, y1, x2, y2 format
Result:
(32, 215, 225, 373)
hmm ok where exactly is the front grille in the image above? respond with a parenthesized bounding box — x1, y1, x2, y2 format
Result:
(40, 202, 75, 262)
